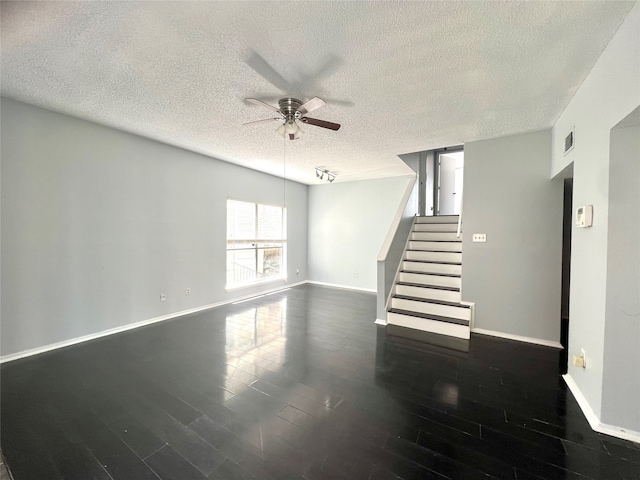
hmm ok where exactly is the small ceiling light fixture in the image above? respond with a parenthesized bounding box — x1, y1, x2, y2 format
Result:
(315, 167, 337, 183)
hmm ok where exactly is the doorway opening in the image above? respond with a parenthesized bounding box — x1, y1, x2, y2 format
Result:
(434, 148, 464, 216)
(560, 177, 573, 373)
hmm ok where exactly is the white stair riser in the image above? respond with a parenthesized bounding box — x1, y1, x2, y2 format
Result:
(398, 272, 461, 288)
(406, 251, 462, 263)
(391, 297, 471, 321)
(402, 261, 462, 276)
(411, 232, 459, 241)
(395, 285, 461, 302)
(416, 216, 459, 224)
(387, 312, 470, 339)
(414, 223, 459, 232)
(409, 241, 461, 252)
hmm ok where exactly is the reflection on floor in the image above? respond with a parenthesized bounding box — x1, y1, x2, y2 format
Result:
(1, 284, 639, 479)
(0, 452, 10, 480)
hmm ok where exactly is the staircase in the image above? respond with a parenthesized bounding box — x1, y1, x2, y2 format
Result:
(387, 215, 472, 339)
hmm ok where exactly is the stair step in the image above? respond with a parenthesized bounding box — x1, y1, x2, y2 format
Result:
(393, 295, 470, 308)
(388, 308, 470, 326)
(416, 216, 459, 224)
(412, 232, 460, 241)
(414, 223, 459, 232)
(400, 270, 460, 278)
(398, 272, 461, 288)
(390, 295, 471, 321)
(409, 241, 462, 252)
(406, 250, 462, 263)
(387, 310, 470, 339)
(395, 283, 461, 302)
(396, 282, 459, 292)
(402, 261, 462, 275)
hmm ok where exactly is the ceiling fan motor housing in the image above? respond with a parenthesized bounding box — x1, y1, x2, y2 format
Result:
(278, 98, 303, 118)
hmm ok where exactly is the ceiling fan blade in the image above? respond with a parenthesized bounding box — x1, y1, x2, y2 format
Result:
(244, 50, 292, 92)
(296, 55, 342, 93)
(297, 97, 326, 115)
(245, 98, 280, 113)
(242, 118, 282, 126)
(300, 117, 341, 131)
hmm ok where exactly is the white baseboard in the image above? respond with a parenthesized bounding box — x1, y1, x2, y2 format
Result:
(471, 328, 563, 349)
(562, 374, 601, 429)
(374, 318, 387, 326)
(563, 374, 640, 444)
(0, 282, 306, 364)
(306, 280, 376, 293)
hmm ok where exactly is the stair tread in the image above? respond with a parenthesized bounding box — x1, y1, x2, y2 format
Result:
(400, 270, 461, 278)
(392, 294, 471, 308)
(403, 260, 462, 266)
(396, 282, 460, 292)
(407, 248, 462, 253)
(389, 308, 470, 326)
(407, 249, 462, 253)
(410, 239, 462, 243)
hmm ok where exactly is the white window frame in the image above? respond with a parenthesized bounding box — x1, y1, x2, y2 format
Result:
(226, 198, 287, 290)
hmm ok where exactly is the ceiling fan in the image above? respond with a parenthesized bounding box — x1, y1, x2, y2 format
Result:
(243, 97, 341, 140)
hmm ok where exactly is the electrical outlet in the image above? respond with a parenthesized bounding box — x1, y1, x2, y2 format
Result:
(572, 349, 586, 368)
(296, 269, 300, 276)
(354, 272, 359, 278)
(472, 234, 487, 242)
(160, 293, 166, 302)
(185, 288, 191, 296)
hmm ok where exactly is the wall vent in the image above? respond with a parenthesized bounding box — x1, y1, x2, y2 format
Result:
(564, 128, 575, 155)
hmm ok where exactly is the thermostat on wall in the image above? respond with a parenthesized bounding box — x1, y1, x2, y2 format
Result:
(576, 205, 593, 228)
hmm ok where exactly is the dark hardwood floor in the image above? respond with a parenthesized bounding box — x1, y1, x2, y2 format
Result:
(2, 284, 639, 479)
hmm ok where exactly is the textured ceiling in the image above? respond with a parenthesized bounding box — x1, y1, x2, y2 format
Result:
(1, 1, 635, 184)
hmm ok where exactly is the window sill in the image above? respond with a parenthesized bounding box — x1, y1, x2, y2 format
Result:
(225, 277, 288, 292)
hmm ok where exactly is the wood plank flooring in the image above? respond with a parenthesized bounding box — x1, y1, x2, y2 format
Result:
(1, 284, 639, 479)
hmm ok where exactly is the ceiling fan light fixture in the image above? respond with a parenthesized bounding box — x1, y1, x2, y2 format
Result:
(247, 96, 341, 140)
(285, 118, 298, 134)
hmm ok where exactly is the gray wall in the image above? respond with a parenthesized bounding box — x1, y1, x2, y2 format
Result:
(551, 4, 639, 420)
(601, 118, 640, 431)
(1, 97, 308, 357)
(308, 175, 412, 291)
(462, 130, 563, 343)
(377, 176, 418, 320)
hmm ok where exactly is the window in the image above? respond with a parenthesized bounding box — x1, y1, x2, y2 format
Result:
(226, 199, 287, 288)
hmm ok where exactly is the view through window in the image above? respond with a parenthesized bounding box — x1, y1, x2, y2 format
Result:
(226, 199, 287, 288)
